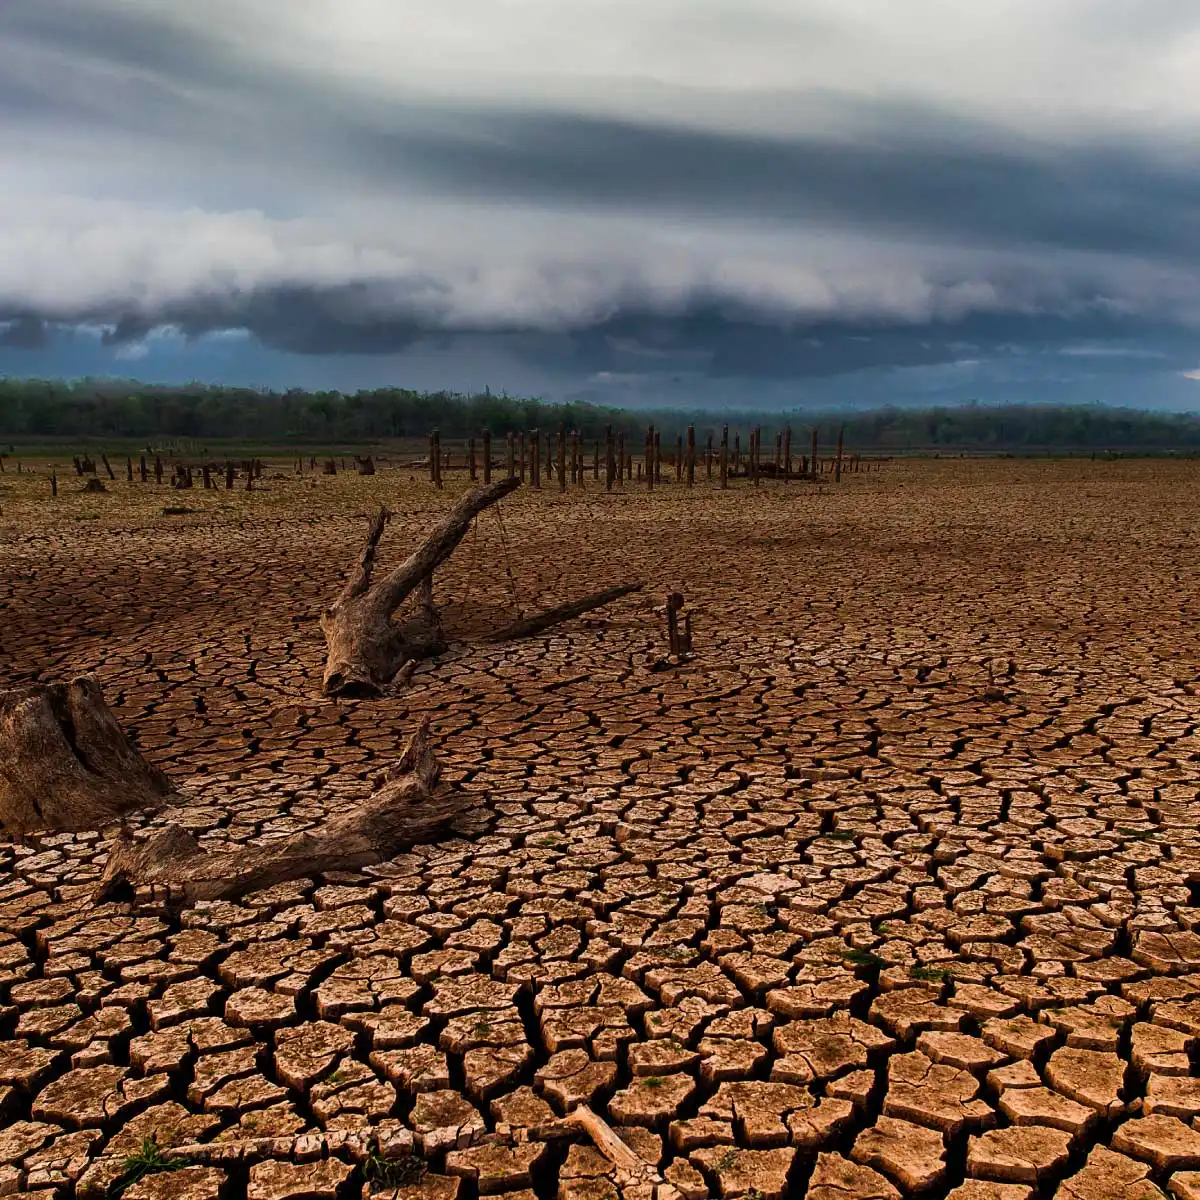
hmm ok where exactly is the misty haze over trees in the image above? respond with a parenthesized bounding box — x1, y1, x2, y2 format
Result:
(2, 377, 1200, 454)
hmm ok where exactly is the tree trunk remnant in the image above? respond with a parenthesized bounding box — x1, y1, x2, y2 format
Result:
(96, 718, 465, 906)
(320, 479, 522, 697)
(0, 675, 173, 836)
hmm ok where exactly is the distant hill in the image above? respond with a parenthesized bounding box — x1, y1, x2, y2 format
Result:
(2, 376, 1199, 454)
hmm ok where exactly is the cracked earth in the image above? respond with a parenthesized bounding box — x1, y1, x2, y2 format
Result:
(2, 456, 1200, 1200)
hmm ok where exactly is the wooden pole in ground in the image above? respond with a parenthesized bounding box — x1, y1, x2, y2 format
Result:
(519, 431, 527, 483)
(482, 430, 492, 484)
(224, 462, 233, 489)
(686, 425, 695, 487)
(645, 426, 654, 492)
(531, 430, 541, 489)
(571, 430, 580, 486)
(734, 433, 741, 476)
(429, 431, 439, 488)
(101, 454, 115, 480)
(155, 456, 163, 484)
(201, 464, 211, 489)
(775, 432, 782, 476)
(706, 433, 713, 481)
(139, 455, 148, 482)
(125, 457, 133, 482)
(753, 427, 761, 487)
(616, 432, 624, 488)
(468, 437, 477, 481)
(811, 428, 819, 479)
(593, 439, 600, 481)
(835, 425, 844, 482)
(605, 425, 615, 491)
(783, 427, 792, 481)
(557, 425, 567, 493)
(50, 471, 57, 497)
(654, 429, 662, 485)
(720, 425, 729, 489)
(506, 432, 515, 479)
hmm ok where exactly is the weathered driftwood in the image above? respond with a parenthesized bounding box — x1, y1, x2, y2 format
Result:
(321, 479, 521, 696)
(484, 582, 644, 643)
(96, 718, 464, 904)
(0, 675, 172, 836)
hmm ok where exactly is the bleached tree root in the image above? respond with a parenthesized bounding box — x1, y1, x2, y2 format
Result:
(95, 718, 465, 905)
(0, 674, 172, 836)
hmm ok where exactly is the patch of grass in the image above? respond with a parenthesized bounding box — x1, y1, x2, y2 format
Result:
(842, 947, 886, 971)
(107, 1137, 185, 1198)
(826, 829, 856, 842)
(909, 963, 953, 983)
(363, 1151, 427, 1191)
(474, 1020, 491, 1035)
(643, 1075, 665, 1088)
(718, 1147, 740, 1171)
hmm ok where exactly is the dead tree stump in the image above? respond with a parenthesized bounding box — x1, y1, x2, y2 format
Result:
(321, 479, 522, 696)
(0, 675, 173, 836)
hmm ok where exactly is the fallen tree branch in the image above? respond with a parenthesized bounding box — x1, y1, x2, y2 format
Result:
(0, 675, 173, 836)
(95, 718, 467, 905)
(484, 582, 644, 643)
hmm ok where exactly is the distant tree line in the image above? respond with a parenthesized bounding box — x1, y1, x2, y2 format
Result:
(1, 377, 1199, 453)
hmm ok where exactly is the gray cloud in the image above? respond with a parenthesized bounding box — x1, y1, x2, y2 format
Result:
(1, 0, 1199, 403)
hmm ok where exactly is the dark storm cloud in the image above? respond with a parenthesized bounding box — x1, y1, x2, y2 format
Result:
(1, 0, 1199, 399)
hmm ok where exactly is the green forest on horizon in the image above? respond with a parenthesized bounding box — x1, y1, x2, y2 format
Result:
(2, 376, 1199, 453)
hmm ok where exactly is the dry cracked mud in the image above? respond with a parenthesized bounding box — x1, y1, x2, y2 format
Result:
(3, 455, 1200, 1200)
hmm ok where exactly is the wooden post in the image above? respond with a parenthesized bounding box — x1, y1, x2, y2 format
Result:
(155, 456, 163, 484)
(101, 454, 115, 480)
(202, 464, 211, 489)
(605, 425, 615, 491)
(553, 426, 563, 492)
(125, 457, 133, 482)
(531, 429, 541, 489)
(811, 429, 819, 479)
(593, 440, 600, 481)
(686, 425, 695, 487)
(645, 426, 654, 492)
(519, 431, 527, 483)
(774, 432, 782, 477)
(468, 437, 477, 481)
(754, 426, 762, 487)
(483, 430, 493, 484)
(571, 430, 581, 487)
(50, 471, 57, 497)
(429, 431, 440, 488)
(616, 432, 624, 489)
(835, 425, 845, 483)
(244, 462, 252, 491)
(225, 461, 234, 489)
(654, 430, 662, 485)
(706, 433, 713, 481)
(506, 431, 515, 479)
(139, 455, 148, 482)
(720, 425, 729, 489)
(783, 427, 792, 481)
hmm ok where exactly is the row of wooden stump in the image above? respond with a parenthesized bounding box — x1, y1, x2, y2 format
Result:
(425, 424, 866, 490)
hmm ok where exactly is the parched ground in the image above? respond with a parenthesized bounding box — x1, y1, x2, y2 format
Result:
(3, 456, 1200, 1200)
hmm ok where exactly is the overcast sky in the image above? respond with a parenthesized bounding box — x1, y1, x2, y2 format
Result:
(2, 0, 1199, 408)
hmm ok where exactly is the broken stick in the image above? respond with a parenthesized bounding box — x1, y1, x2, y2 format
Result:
(484, 582, 644, 643)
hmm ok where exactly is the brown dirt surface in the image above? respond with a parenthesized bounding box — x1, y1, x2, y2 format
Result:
(3, 454, 1200, 1198)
